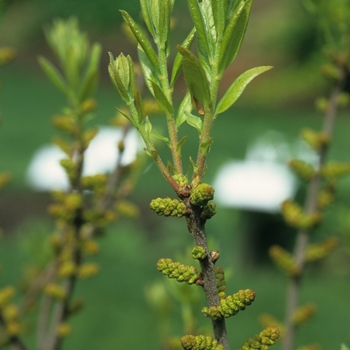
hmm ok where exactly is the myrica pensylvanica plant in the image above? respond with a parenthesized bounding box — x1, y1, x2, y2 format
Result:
(260, 1, 350, 349)
(0, 18, 141, 350)
(109, 1, 277, 349)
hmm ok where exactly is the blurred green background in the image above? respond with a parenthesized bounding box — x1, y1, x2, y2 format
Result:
(0, 0, 350, 349)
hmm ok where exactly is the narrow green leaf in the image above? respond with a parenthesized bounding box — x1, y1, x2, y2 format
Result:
(187, 0, 210, 55)
(211, 0, 226, 40)
(79, 43, 101, 101)
(185, 111, 202, 133)
(137, 46, 159, 96)
(176, 91, 192, 129)
(134, 90, 145, 123)
(151, 80, 174, 115)
(120, 10, 159, 72)
(38, 56, 67, 95)
(200, 137, 213, 156)
(177, 45, 211, 108)
(140, 0, 155, 37)
(144, 115, 153, 135)
(200, 0, 216, 52)
(116, 108, 136, 127)
(216, 66, 273, 115)
(151, 131, 170, 146)
(218, 0, 253, 73)
(64, 45, 80, 90)
(177, 135, 188, 157)
(170, 27, 195, 87)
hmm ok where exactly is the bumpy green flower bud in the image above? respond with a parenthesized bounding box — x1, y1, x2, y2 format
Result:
(293, 303, 316, 327)
(269, 245, 299, 277)
(289, 159, 315, 181)
(240, 326, 280, 350)
(190, 183, 214, 207)
(259, 314, 285, 337)
(201, 201, 217, 220)
(301, 128, 329, 152)
(281, 200, 321, 230)
(173, 174, 189, 188)
(305, 237, 338, 263)
(321, 162, 350, 180)
(215, 267, 226, 298)
(150, 197, 187, 218)
(191, 246, 207, 260)
(317, 186, 335, 210)
(157, 258, 200, 285)
(181, 334, 224, 350)
(202, 289, 256, 320)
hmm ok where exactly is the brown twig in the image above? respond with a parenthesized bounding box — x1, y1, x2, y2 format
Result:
(186, 202, 229, 350)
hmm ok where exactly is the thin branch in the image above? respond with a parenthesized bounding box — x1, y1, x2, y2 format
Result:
(186, 202, 230, 350)
(282, 67, 346, 350)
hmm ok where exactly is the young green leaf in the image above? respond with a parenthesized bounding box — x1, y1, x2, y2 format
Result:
(79, 43, 101, 101)
(38, 56, 67, 95)
(170, 27, 196, 87)
(200, 136, 213, 156)
(177, 45, 211, 109)
(151, 80, 174, 115)
(151, 131, 170, 146)
(116, 108, 136, 127)
(138, 46, 159, 96)
(140, 0, 156, 38)
(176, 92, 192, 129)
(187, 0, 210, 55)
(185, 111, 203, 133)
(211, 0, 227, 41)
(215, 65, 273, 115)
(120, 10, 159, 72)
(134, 90, 145, 123)
(218, 0, 253, 73)
(177, 135, 188, 157)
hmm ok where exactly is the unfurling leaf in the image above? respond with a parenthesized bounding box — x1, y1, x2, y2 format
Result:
(185, 111, 203, 133)
(39, 56, 67, 95)
(216, 66, 273, 115)
(151, 80, 174, 115)
(177, 45, 211, 109)
(219, 0, 253, 73)
(176, 92, 192, 129)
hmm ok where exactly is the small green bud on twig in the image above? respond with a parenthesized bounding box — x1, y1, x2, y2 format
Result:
(157, 258, 200, 285)
(150, 197, 187, 217)
(190, 183, 214, 207)
(202, 289, 256, 320)
(191, 246, 207, 260)
(181, 334, 224, 350)
(240, 326, 280, 350)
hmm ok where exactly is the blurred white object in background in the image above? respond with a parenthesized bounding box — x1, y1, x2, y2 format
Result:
(26, 126, 140, 191)
(213, 130, 315, 213)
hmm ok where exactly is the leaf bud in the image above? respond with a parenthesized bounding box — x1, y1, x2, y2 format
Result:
(108, 52, 136, 104)
(80, 98, 97, 114)
(321, 162, 350, 181)
(215, 267, 226, 297)
(190, 183, 214, 207)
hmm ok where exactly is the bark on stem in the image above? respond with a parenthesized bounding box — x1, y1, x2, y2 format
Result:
(282, 68, 346, 350)
(186, 202, 230, 350)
